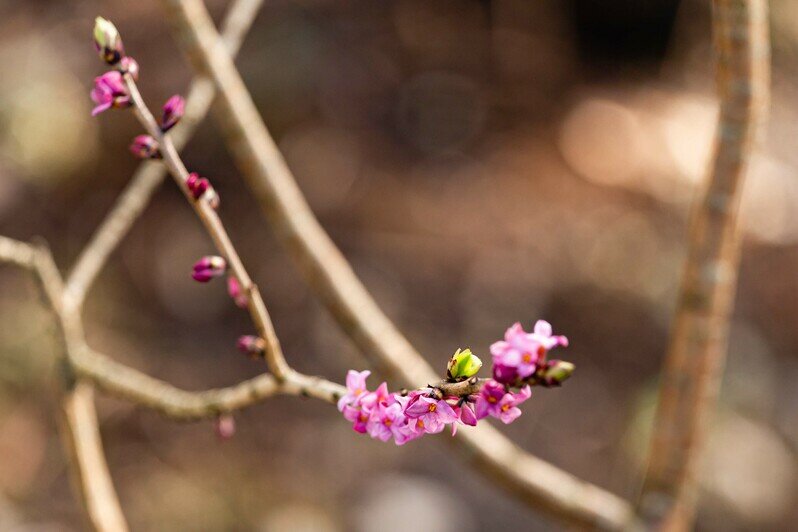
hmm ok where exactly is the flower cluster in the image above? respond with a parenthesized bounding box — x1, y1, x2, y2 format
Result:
(490, 320, 570, 386)
(338, 320, 572, 445)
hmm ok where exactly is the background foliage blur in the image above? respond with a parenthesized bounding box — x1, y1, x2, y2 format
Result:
(0, 0, 797, 530)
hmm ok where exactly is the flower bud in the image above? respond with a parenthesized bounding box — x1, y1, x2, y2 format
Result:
(237, 335, 265, 358)
(93, 17, 124, 64)
(129, 135, 159, 159)
(542, 360, 575, 386)
(227, 276, 249, 308)
(119, 56, 139, 81)
(492, 363, 519, 385)
(447, 348, 482, 381)
(191, 255, 226, 282)
(160, 95, 185, 132)
(214, 414, 235, 440)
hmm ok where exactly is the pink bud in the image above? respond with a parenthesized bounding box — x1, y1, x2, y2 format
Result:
(185, 172, 219, 209)
(191, 255, 226, 282)
(129, 135, 159, 159)
(227, 276, 249, 308)
(119, 57, 139, 81)
(160, 94, 185, 132)
(237, 335, 265, 358)
(214, 414, 235, 440)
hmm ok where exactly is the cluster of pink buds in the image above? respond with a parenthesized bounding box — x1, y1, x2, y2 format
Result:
(338, 320, 573, 445)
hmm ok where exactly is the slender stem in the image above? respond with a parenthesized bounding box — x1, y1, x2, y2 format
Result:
(639, 0, 770, 528)
(3, 240, 129, 532)
(64, 0, 265, 312)
(122, 75, 291, 380)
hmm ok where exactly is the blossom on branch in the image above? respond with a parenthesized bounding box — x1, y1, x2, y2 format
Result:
(90, 71, 130, 116)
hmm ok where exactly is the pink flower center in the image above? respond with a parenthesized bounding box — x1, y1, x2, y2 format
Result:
(487, 396, 497, 404)
(522, 353, 532, 363)
(501, 404, 510, 412)
(428, 403, 437, 413)
(359, 413, 368, 422)
(417, 420, 425, 429)
(384, 419, 392, 427)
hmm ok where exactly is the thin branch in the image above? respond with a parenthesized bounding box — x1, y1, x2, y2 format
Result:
(64, 0, 265, 311)
(71, 345, 344, 420)
(639, 0, 770, 528)
(59, 381, 129, 532)
(0, 239, 128, 532)
(121, 73, 290, 381)
(157, 1, 636, 528)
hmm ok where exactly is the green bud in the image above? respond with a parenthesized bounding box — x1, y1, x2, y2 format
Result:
(93, 17, 124, 64)
(447, 348, 483, 381)
(543, 360, 575, 385)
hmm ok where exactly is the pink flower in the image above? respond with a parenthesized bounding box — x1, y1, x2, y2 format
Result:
(530, 320, 569, 351)
(451, 401, 477, 435)
(160, 94, 185, 131)
(227, 276, 248, 308)
(337, 370, 370, 411)
(404, 392, 458, 434)
(129, 134, 159, 159)
(491, 321, 568, 378)
(90, 71, 130, 116)
(367, 402, 408, 442)
(192, 255, 226, 282)
(474, 380, 506, 420)
(475, 380, 531, 424)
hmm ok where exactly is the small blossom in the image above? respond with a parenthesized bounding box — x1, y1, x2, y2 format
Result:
(227, 276, 248, 308)
(451, 401, 477, 435)
(119, 56, 139, 80)
(160, 94, 185, 132)
(236, 335, 265, 358)
(474, 380, 506, 420)
(366, 402, 408, 442)
(191, 255, 226, 282)
(214, 414, 235, 440)
(337, 370, 371, 412)
(529, 320, 569, 351)
(404, 392, 458, 434)
(90, 71, 130, 116)
(129, 134, 159, 159)
(93, 17, 124, 64)
(475, 380, 531, 424)
(447, 348, 482, 381)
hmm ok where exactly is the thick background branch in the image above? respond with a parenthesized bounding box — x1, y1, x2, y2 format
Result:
(639, 0, 770, 528)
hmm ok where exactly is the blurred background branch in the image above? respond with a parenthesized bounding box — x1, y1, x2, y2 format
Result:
(640, 0, 770, 528)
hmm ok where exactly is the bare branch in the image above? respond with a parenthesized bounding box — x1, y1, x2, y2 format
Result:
(121, 72, 291, 381)
(71, 345, 344, 420)
(157, 1, 636, 527)
(639, 0, 770, 528)
(59, 382, 129, 532)
(0, 240, 128, 531)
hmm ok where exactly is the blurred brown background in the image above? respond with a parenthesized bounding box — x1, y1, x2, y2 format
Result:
(0, 0, 797, 530)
